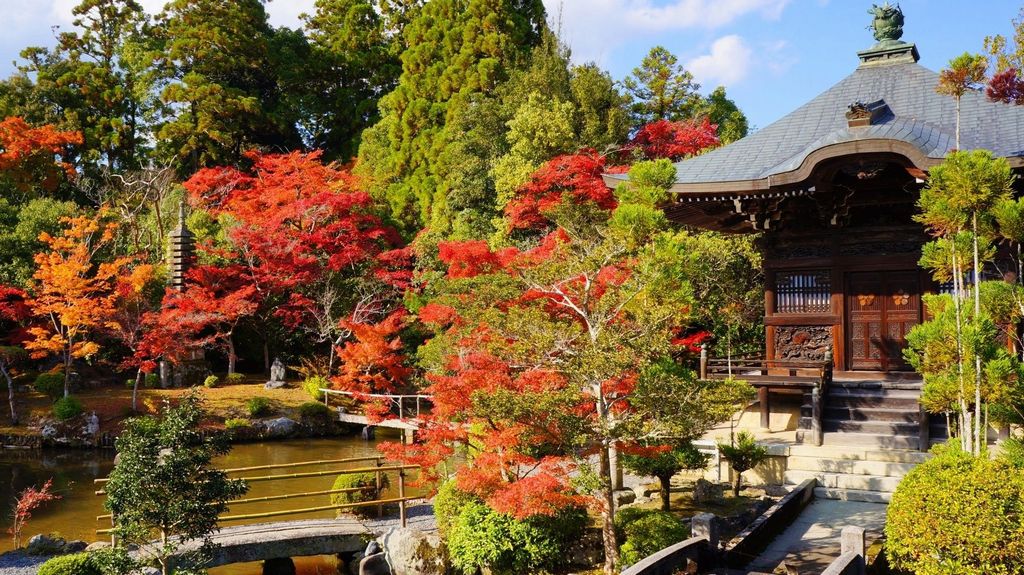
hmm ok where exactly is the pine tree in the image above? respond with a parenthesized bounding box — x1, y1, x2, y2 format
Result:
(623, 46, 702, 125)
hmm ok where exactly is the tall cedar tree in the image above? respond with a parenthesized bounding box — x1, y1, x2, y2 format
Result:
(622, 46, 701, 125)
(155, 0, 301, 173)
(15, 0, 154, 175)
(301, 0, 422, 160)
(25, 213, 132, 397)
(356, 0, 546, 235)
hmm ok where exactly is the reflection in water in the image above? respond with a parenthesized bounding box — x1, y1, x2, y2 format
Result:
(0, 432, 407, 575)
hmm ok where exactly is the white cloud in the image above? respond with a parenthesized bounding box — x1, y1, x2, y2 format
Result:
(686, 34, 753, 87)
(548, 0, 789, 64)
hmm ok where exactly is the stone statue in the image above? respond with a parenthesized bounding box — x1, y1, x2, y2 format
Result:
(868, 2, 904, 44)
(265, 357, 287, 389)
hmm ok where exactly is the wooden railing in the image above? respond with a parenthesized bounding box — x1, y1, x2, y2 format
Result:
(321, 389, 433, 421)
(95, 455, 419, 538)
(700, 346, 833, 445)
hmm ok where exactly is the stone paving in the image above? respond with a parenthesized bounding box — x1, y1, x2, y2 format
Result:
(744, 499, 887, 574)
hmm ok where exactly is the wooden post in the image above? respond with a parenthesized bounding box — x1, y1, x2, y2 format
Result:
(918, 405, 930, 453)
(811, 386, 823, 447)
(699, 344, 708, 379)
(398, 469, 407, 528)
(375, 461, 383, 518)
(758, 386, 770, 430)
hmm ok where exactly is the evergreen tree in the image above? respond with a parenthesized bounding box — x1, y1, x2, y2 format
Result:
(695, 86, 749, 145)
(301, 0, 422, 160)
(356, 0, 545, 235)
(623, 46, 701, 125)
(154, 0, 302, 173)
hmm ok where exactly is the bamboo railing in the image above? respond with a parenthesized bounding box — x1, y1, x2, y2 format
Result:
(95, 454, 419, 537)
(321, 388, 433, 421)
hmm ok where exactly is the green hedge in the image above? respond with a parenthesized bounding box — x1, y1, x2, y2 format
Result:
(446, 500, 588, 575)
(302, 376, 330, 401)
(886, 443, 1024, 575)
(203, 375, 219, 388)
(433, 479, 478, 536)
(245, 396, 272, 417)
(615, 508, 689, 566)
(298, 401, 331, 422)
(37, 553, 100, 575)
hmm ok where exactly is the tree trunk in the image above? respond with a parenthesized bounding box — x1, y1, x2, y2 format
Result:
(63, 345, 73, 399)
(132, 368, 143, 413)
(733, 471, 742, 497)
(3, 361, 17, 426)
(598, 443, 619, 575)
(227, 336, 237, 375)
(972, 212, 983, 455)
(263, 340, 270, 377)
(658, 474, 672, 511)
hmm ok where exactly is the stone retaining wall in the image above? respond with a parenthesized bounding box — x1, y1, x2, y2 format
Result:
(723, 477, 816, 568)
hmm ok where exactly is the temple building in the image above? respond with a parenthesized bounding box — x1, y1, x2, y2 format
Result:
(607, 12, 1024, 376)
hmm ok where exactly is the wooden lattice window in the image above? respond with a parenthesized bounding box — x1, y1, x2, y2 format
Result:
(774, 270, 831, 314)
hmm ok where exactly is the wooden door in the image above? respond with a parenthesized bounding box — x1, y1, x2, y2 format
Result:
(847, 271, 921, 371)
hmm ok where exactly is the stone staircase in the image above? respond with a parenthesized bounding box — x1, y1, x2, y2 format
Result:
(788, 380, 945, 502)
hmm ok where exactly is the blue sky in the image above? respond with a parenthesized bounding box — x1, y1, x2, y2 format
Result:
(0, 1, 1020, 131)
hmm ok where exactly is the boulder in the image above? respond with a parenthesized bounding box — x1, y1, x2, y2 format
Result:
(346, 551, 365, 575)
(270, 357, 287, 382)
(259, 417, 297, 438)
(85, 541, 111, 552)
(613, 489, 636, 507)
(26, 534, 65, 555)
(264, 380, 287, 390)
(379, 527, 448, 575)
(61, 540, 87, 554)
(693, 478, 724, 505)
(567, 529, 604, 568)
(359, 552, 390, 575)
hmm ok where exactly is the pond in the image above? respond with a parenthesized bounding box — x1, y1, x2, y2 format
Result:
(0, 433, 415, 575)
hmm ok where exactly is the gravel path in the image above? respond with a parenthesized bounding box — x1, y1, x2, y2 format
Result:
(0, 551, 50, 575)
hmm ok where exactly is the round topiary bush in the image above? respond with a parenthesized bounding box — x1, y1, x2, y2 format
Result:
(331, 472, 390, 516)
(614, 508, 690, 566)
(225, 372, 244, 385)
(34, 372, 65, 400)
(446, 500, 588, 575)
(302, 376, 329, 401)
(886, 443, 1024, 575)
(203, 375, 219, 388)
(37, 552, 100, 575)
(52, 396, 84, 421)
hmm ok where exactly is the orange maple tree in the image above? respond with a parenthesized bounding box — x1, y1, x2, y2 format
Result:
(0, 116, 81, 194)
(24, 212, 131, 397)
(331, 310, 413, 421)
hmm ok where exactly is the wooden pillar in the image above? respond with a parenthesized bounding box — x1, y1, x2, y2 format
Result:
(398, 469, 407, 528)
(758, 386, 770, 430)
(699, 344, 708, 379)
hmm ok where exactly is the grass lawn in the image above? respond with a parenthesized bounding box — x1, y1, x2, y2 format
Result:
(0, 375, 324, 436)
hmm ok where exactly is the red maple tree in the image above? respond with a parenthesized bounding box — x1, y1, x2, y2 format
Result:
(0, 117, 81, 193)
(504, 151, 616, 230)
(623, 118, 720, 161)
(8, 479, 61, 549)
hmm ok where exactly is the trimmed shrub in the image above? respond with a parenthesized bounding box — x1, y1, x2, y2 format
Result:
(615, 508, 689, 566)
(38, 552, 100, 575)
(224, 418, 251, 430)
(1003, 437, 1024, 469)
(143, 373, 159, 388)
(203, 375, 220, 388)
(302, 376, 329, 401)
(298, 401, 331, 422)
(52, 396, 84, 421)
(245, 396, 272, 418)
(446, 501, 588, 575)
(886, 443, 1024, 575)
(331, 472, 390, 516)
(34, 372, 65, 400)
(225, 372, 244, 385)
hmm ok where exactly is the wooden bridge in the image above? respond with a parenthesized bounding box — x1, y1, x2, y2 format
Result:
(322, 389, 433, 443)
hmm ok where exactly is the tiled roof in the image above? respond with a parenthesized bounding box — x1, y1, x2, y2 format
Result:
(606, 57, 1024, 189)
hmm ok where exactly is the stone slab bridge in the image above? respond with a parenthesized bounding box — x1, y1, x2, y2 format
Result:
(164, 519, 368, 568)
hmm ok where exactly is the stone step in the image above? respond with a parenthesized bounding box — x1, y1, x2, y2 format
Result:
(784, 470, 902, 492)
(813, 486, 892, 503)
(787, 456, 918, 477)
(822, 431, 919, 450)
(787, 444, 930, 463)
(822, 406, 920, 423)
(823, 419, 919, 435)
(831, 380, 922, 391)
(826, 396, 920, 410)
